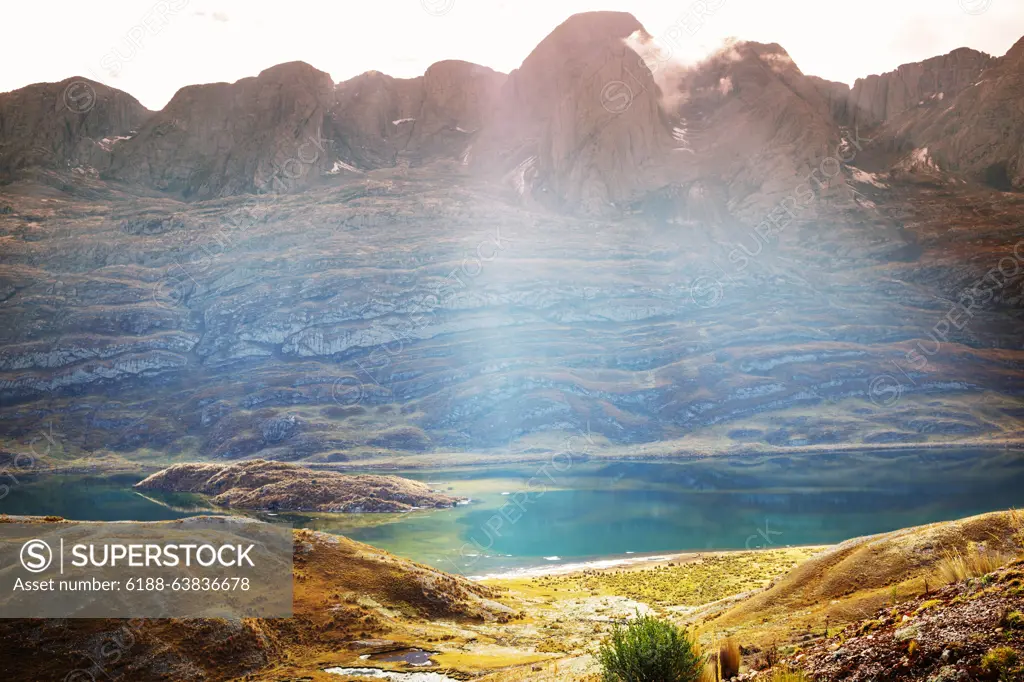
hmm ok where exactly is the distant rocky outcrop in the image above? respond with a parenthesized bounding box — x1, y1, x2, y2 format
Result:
(327, 59, 505, 170)
(845, 47, 993, 128)
(0, 77, 149, 177)
(106, 62, 337, 198)
(886, 37, 1024, 190)
(807, 76, 853, 123)
(805, 44, 1022, 191)
(471, 11, 674, 215)
(135, 460, 463, 512)
(644, 39, 843, 221)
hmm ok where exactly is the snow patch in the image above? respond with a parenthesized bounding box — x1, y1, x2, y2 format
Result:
(327, 160, 364, 175)
(912, 148, 937, 168)
(97, 135, 132, 152)
(672, 125, 694, 153)
(509, 155, 536, 197)
(324, 669, 457, 681)
(897, 147, 940, 173)
(850, 168, 888, 189)
(391, 118, 415, 126)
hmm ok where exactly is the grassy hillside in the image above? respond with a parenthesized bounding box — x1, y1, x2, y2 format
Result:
(1, 510, 1022, 680)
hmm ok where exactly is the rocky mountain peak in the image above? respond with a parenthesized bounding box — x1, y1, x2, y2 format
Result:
(106, 61, 337, 197)
(325, 59, 505, 171)
(636, 37, 841, 221)
(845, 46, 993, 128)
(537, 11, 646, 51)
(899, 39, 1024, 190)
(681, 39, 825, 110)
(469, 11, 671, 214)
(0, 76, 148, 177)
(257, 60, 334, 85)
(1005, 34, 1024, 62)
(413, 60, 504, 153)
(504, 11, 648, 116)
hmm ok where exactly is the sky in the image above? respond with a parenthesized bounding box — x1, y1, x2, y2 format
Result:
(4, 0, 1024, 110)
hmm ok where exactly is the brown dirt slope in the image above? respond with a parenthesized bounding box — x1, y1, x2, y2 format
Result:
(0, 523, 514, 681)
(702, 511, 1024, 647)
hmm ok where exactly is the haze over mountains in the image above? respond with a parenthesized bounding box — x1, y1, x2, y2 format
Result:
(0, 11, 1022, 463)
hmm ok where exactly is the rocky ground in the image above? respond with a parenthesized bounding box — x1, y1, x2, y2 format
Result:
(788, 563, 1024, 681)
(134, 459, 463, 512)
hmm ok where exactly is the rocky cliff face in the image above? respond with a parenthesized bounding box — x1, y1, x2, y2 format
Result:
(808, 76, 852, 123)
(845, 47, 993, 128)
(0, 13, 1021, 464)
(883, 37, 1024, 191)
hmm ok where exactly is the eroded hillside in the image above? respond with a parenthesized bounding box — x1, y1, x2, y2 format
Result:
(0, 11, 1021, 466)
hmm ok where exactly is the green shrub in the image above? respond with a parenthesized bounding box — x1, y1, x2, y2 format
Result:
(981, 646, 1020, 682)
(597, 614, 706, 682)
(858, 619, 885, 635)
(1002, 610, 1024, 630)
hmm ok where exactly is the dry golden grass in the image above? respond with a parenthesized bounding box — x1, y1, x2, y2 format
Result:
(935, 544, 1013, 583)
(701, 510, 1024, 647)
(700, 663, 720, 682)
(691, 634, 742, 682)
(718, 639, 742, 679)
(494, 548, 819, 606)
(1010, 508, 1024, 546)
(694, 638, 717, 682)
(767, 667, 811, 682)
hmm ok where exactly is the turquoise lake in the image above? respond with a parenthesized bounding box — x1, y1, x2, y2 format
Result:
(3, 449, 1023, 576)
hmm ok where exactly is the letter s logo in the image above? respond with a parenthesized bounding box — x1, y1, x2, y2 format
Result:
(20, 539, 53, 573)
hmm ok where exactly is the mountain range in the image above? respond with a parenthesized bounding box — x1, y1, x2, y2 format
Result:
(0, 11, 1022, 464)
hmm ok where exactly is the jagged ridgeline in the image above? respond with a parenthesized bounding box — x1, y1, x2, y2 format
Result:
(0, 11, 1022, 464)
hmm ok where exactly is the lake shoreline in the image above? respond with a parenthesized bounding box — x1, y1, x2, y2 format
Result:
(8, 452, 1024, 580)
(473, 544, 832, 582)
(311, 437, 1024, 471)
(8, 437, 1023, 478)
